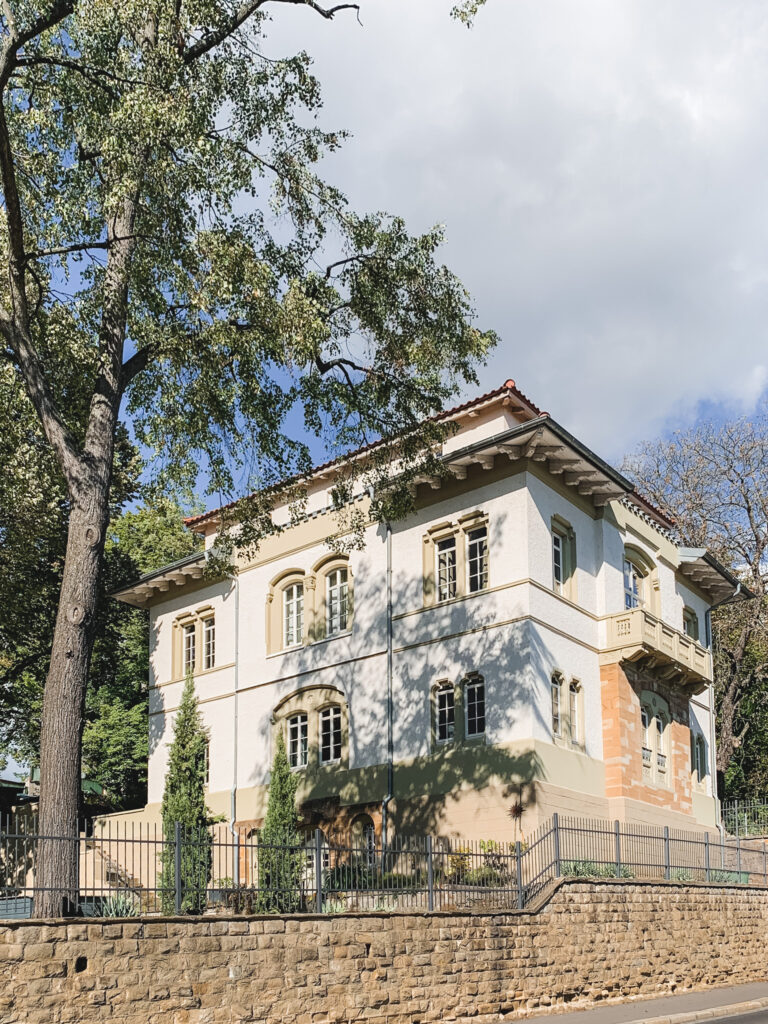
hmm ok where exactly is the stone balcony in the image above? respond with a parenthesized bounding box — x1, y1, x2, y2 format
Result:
(600, 608, 712, 693)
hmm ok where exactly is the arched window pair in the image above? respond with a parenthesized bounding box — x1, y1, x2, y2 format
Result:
(640, 691, 670, 786)
(268, 557, 353, 654)
(432, 675, 486, 747)
(274, 685, 348, 771)
(551, 672, 583, 747)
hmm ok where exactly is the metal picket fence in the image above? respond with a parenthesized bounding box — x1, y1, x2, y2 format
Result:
(2, 812, 767, 920)
(722, 799, 768, 838)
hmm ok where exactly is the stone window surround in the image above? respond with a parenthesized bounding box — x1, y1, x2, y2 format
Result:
(266, 554, 354, 655)
(272, 684, 349, 772)
(551, 514, 577, 602)
(551, 671, 583, 750)
(640, 689, 671, 788)
(690, 730, 708, 790)
(172, 604, 215, 680)
(422, 510, 489, 608)
(623, 544, 660, 617)
(430, 673, 486, 750)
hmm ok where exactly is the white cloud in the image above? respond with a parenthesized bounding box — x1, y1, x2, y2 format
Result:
(262, 0, 768, 459)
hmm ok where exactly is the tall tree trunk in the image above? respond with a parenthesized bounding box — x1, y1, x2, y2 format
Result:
(33, 206, 134, 917)
(34, 482, 113, 916)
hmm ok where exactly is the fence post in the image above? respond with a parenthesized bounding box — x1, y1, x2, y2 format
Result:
(735, 799, 740, 838)
(515, 841, 524, 910)
(614, 820, 621, 877)
(663, 826, 670, 880)
(763, 840, 767, 887)
(705, 832, 710, 883)
(553, 813, 561, 878)
(426, 836, 434, 912)
(314, 829, 324, 912)
(174, 822, 182, 914)
(737, 834, 742, 879)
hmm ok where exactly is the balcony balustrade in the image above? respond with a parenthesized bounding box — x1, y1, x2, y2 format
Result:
(601, 607, 712, 692)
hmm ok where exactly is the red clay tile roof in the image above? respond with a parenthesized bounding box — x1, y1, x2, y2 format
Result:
(184, 379, 543, 529)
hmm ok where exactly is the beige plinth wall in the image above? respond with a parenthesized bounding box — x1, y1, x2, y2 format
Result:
(4, 881, 768, 1023)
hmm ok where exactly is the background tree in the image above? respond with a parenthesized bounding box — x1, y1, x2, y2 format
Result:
(257, 731, 302, 914)
(0, 0, 495, 913)
(624, 411, 768, 796)
(159, 670, 211, 914)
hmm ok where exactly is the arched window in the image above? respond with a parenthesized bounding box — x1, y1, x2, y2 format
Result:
(283, 582, 304, 648)
(352, 814, 377, 868)
(624, 557, 645, 610)
(640, 691, 670, 786)
(326, 567, 349, 636)
(272, 685, 348, 770)
(464, 676, 486, 738)
(319, 705, 343, 764)
(287, 713, 308, 769)
(551, 673, 563, 737)
(435, 683, 455, 743)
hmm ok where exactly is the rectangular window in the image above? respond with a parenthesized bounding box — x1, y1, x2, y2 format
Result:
(436, 537, 457, 602)
(320, 706, 342, 764)
(284, 583, 304, 648)
(203, 617, 215, 670)
(183, 623, 196, 673)
(288, 714, 308, 769)
(465, 679, 486, 737)
(203, 740, 210, 787)
(436, 686, 455, 743)
(683, 609, 699, 642)
(467, 526, 489, 593)
(326, 568, 349, 636)
(551, 676, 561, 737)
(553, 532, 564, 593)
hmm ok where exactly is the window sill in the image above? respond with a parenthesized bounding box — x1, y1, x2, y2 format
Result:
(267, 631, 352, 660)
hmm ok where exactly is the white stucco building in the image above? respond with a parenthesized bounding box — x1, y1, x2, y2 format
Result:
(115, 380, 740, 843)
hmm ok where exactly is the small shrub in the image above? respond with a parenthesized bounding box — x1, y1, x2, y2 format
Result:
(561, 859, 598, 877)
(448, 845, 472, 881)
(100, 892, 140, 917)
(322, 897, 347, 913)
(464, 865, 505, 887)
(671, 868, 694, 882)
(324, 860, 382, 893)
(709, 869, 747, 884)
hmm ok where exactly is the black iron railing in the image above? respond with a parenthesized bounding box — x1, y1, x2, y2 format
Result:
(1, 812, 766, 920)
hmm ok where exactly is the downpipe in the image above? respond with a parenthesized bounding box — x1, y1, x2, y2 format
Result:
(381, 517, 394, 848)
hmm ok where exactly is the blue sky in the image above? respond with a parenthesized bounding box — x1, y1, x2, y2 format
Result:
(252, 0, 768, 466)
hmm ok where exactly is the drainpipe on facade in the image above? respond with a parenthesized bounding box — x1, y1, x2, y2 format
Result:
(705, 582, 741, 838)
(381, 517, 394, 848)
(209, 552, 240, 885)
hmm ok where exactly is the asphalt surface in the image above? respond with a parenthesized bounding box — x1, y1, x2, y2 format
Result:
(527, 982, 768, 1024)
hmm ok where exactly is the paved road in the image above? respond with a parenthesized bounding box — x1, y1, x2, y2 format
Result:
(709, 1013, 768, 1024)
(532, 982, 768, 1024)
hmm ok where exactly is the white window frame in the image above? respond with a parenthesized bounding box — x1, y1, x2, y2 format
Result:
(203, 616, 215, 670)
(683, 607, 699, 642)
(436, 537, 457, 602)
(465, 677, 486, 738)
(553, 532, 565, 594)
(623, 558, 644, 610)
(283, 582, 304, 648)
(287, 713, 308, 770)
(467, 526, 489, 594)
(183, 622, 196, 673)
(319, 705, 342, 764)
(551, 675, 562, 737)
(436, 685, 455, 743)
(326, 567, 349, 636)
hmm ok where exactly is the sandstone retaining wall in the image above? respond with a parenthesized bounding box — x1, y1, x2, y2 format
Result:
(2, 879, 768, 1024)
